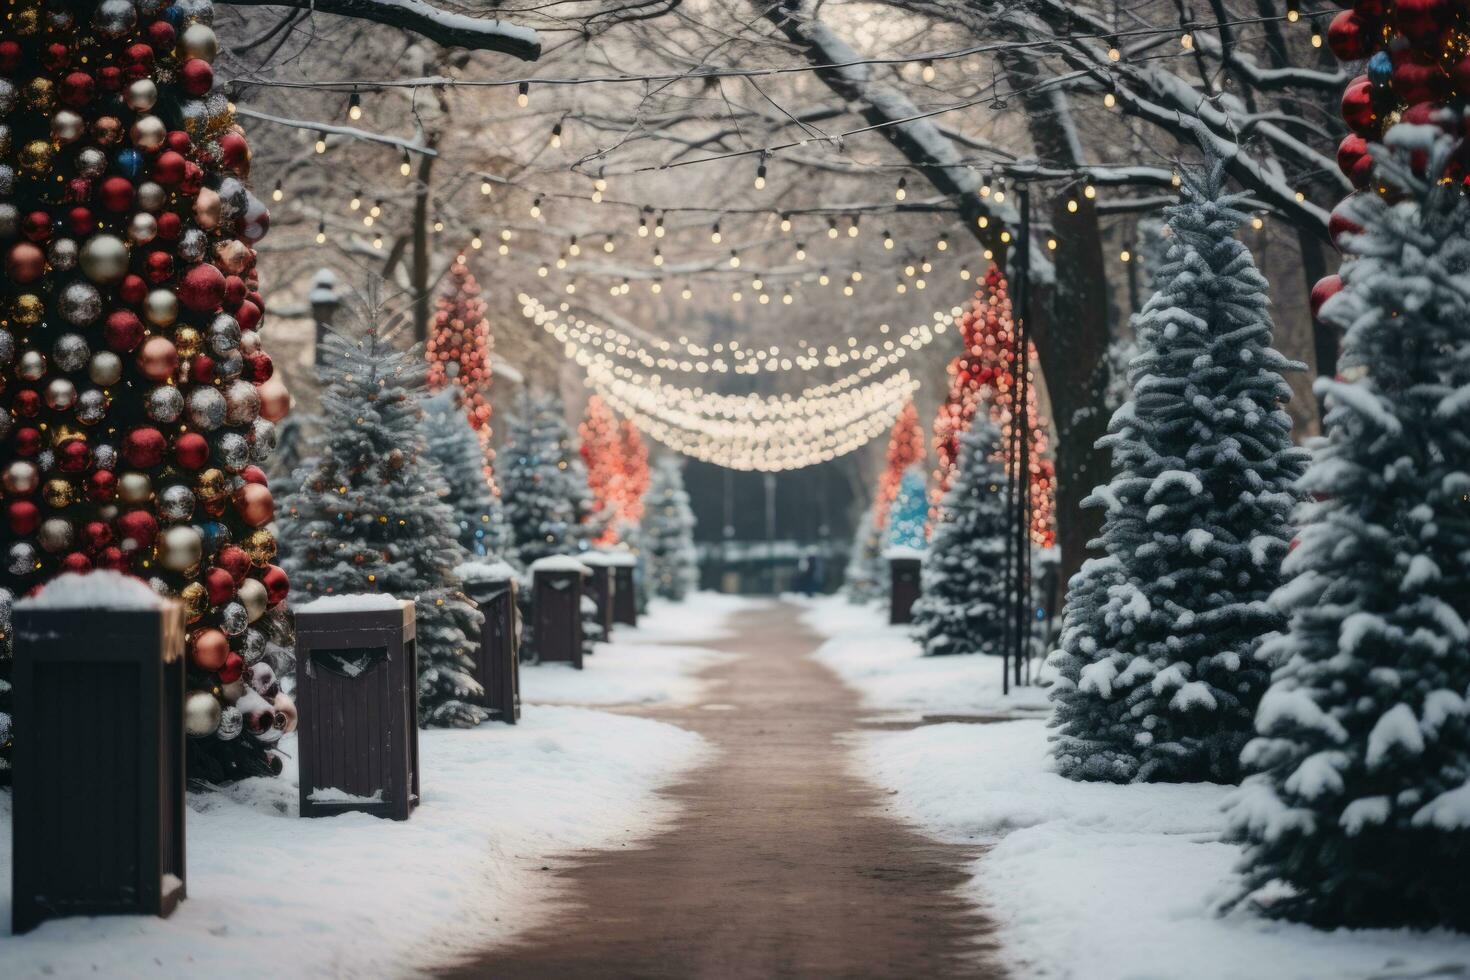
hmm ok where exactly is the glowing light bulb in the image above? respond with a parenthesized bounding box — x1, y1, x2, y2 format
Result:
(1047, 238, 1058, 250)
(1104, 92, 1116, 108)
(754, 161, 767, 190)
(550, 123, 563, 148)
(516, 81, 529, 107)
(1084, 184, 1096, 199)
(530, 197, 542, 218)
(729, 252, 741, 268)
(314, 132, 327, 154)
(315, 222, 326, 245)
(400, 150, 411, 176)
(711, 223, 722, 244)
(1108, 47, 1121, 61)
(883, 231, 894, 250)
(471, 231, 483, 250)
(920, 60, 935, 83)
(271, 180, 283, 202)
(1181, 32, 1194, 49)
(481, 180, 493, 196)
(1120, 249, 1131, 262)
(348, 92, 362, 121)
(895, 177, 907, 201)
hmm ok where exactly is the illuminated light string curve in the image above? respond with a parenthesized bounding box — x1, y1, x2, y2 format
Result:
(590, 376, 921, 472)
(519, 294, 951, 379)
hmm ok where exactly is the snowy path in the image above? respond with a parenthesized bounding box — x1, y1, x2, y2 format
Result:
(441, 601, 1002, 978)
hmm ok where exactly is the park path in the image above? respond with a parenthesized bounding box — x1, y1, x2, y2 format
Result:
(440, 602, 1003, 979)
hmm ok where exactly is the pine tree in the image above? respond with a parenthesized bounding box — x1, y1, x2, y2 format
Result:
(1047, 161, 1307, 785)
(500, 392, 584, 566)
(1226, 127, 1470, 929)
(843, 503, 885, 604)
(644, 456, 699, 601)
(278, 326, 487, 728)
(884, 466, 929, 551)
(911, 421, 1009, 656)
(423, 389, 511, 560)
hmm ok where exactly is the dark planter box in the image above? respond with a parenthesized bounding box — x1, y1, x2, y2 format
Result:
(888, 555, 923, 625)
(294, 598, 419, 820)
(11, 599, 188, 934)
(581, 556, 616, 641)
(463, 574, 521, 724)
(532, 558, 586, 669)
(611, 560, 639, 627)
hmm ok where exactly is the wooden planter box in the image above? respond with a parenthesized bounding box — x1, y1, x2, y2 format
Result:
(581, 555, 617, 641)
(11, 599, 188, 933)
(611, 558, 639, 627)
(531, 558, 586, 669)
(462, 574, 521, 724)
(888, 555, 923, 625)
(294, 598, 419, 821)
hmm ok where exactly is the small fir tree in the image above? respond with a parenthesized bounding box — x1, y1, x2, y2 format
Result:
(278, 325, 487, 728)
(500, 391, 585, 566)
(884, 466, 929, 551)
(874, 401, 925, 532)
(843, 503, 884, 604)
(423, 389, 511, 559)
(1047, 161, 1307, 784)
(911, 421, 1009, 656)
(1226, 127, 1470, 930)
(644, 456, 699, 601)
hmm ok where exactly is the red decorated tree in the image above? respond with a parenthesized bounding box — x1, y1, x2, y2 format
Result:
(619, 419, 650, 527)
(579, 394, 625, 545)
(874, 399, 925, 533)
(426, 257, 495, 491)
(0, 1, 294, 780)
(944, 266, 1057, 549)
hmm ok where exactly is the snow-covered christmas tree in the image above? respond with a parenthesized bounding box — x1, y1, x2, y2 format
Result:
(500, 391, 586, 567)
(1226, 126, 1470, 930)
(423, 389, 512, 561)
(884, 466, 929, 551)
(278, 322, 487, 728)
(843, 503, 885, 604)
(644, 456, 699, 601)
(1048, 160, 1307, 784)
(911, 420, 1009, 656)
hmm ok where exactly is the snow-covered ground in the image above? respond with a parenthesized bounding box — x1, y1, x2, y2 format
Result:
(0, 592, 747, 978)
(857, 718, 1470, 980)
(799, 594, 1049, 717)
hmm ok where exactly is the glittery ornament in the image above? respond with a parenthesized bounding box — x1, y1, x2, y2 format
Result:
(8, 542, 38, 576)
(223, 379, 260, 425)
(159, 483, 196, 523)
(58, 281, 102, 325)
(180, 580, 207, 621)
(241, 528, 277, 566)
(16, 350, 45, 382)
(186, 386, 226, 430)
(145, 384, 184, 423)
(215, 705, 242, 740)
(44, 378, 76, 411)
(219, 600, 248, 635)
(92, 0, 138, 37)
(213, 431, 249, 471)
(76, 388, 107, 425)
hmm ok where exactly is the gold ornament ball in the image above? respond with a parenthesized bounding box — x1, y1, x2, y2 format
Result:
(18, 140, 53, 173)
(241, 529, 277, 566)
(181, 582, 208, 622)
(42, 478, 75, 509)
(23, 77, 53, 112)
(13, 293, 43, 324)
(195, 467, 226, 502)
(173, 325, 203, 358)
(181, 23, 219, 61)
(12, 6, 39, 34)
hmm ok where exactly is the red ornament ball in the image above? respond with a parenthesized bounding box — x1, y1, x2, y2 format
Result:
(104, 310, 145, 351)
(152, 150, 186, 186)
(218, 651, 245, 684)
(21, 210, 52, 242)
(60, 553, 93, 574)
(204, 566, 235, 605)
(174, 431, 210, 469)
(178, 263, 226, 313)
(87, 469, 117, 501)
(6, 242, 45, 284)
(1310, 275, 1344, 323)
(8, 501, 40, 536)
(0, 41, 21, 73)
(1340, 77, 1376, 136)
(57, 440, 91, 472)
(216, 546, 251, 584)
(122, 427, 167, 469)
(261, 564, 289, 606)
(116, 509, 159, 551)
(1326, 9, 1374, 61)
(67, 206, 96, 237)
(180, 58, 213, 97)
(189, 628, 230, 671)
(144, 250, 174, 284)
(119, 274, 148, 306)
(99, 176, 134, 213)
(59, 71, 95, 107)
(81, 521, 114, 553)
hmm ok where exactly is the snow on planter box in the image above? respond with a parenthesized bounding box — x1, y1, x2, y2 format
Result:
(530, 556, 590, 668)
(578, 552, 619, 640)
(10, 572, 187, 933)
(293, 594, 419, 820)
(456, 561, 522, 724)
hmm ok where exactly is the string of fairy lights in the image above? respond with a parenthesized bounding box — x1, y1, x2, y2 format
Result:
(257, 5, 1332, 465)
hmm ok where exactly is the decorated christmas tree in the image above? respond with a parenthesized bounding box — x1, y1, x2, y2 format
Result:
(423, 389, 511, 560)
(911, 420, 1009, 656)
(644, 456, 698, 601)
(0, 0, 297, 780)
(278, 324, 486, 728)
(619, 419, 651, 528)
(426, 257, 496, 492)
(1048, 161, 1306, 785)
(579, 394, 625, 545)
(873, 400, 924, 533)
(1227, 126, 1470, 929)
(884, 465, 928, 551)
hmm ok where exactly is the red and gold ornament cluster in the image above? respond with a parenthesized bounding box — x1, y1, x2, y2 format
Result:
(1315, 0, 1470, 317)
(579, 394, 650, 546)
(0, 0, 294, 764)
(874, 398, 924, 533)
(426, 258, 496, 492)
(935, 266, 1056, 549)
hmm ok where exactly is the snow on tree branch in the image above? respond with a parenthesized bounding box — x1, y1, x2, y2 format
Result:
(218, 0, 542, 60)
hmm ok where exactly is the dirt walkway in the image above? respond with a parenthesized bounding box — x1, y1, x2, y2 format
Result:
(441, 602, 1002, 979)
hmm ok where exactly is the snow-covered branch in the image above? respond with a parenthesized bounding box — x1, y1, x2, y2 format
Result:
(218, 0, 541, 60)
